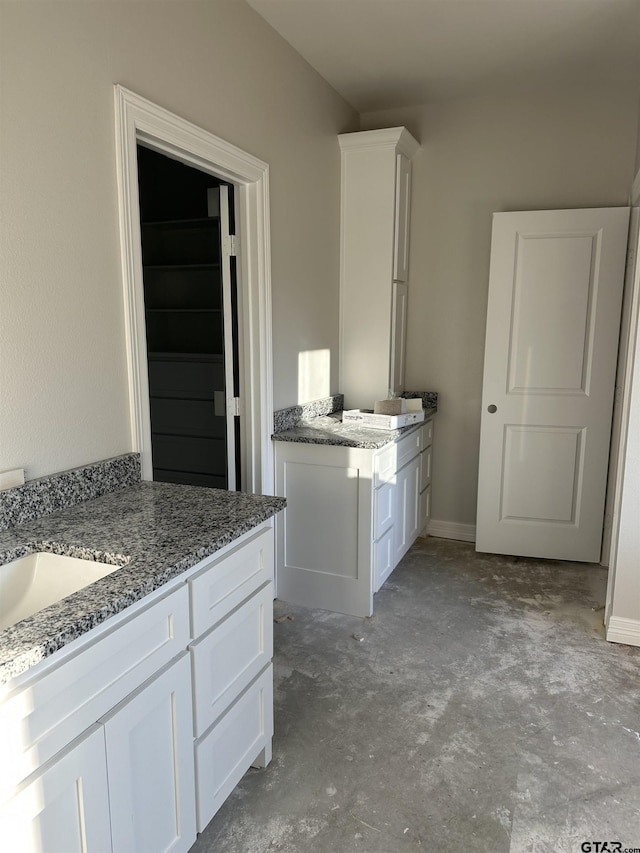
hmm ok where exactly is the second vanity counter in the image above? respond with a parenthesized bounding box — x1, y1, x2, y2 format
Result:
(272, 405, 438, 449)
(0, 481, 285, 684)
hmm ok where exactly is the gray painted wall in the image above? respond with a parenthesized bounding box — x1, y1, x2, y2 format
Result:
(362, 89, 639, 528)
(0, 0, 357, 480)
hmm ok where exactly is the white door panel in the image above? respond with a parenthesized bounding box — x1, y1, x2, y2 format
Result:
(477, 207, 629, 561)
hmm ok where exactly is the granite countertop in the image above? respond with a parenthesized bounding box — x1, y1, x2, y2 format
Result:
(0, 482, 285, 685)
(272, 406, 437, 449)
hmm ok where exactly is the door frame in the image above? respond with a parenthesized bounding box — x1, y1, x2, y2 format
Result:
(114, 85, 273, 494)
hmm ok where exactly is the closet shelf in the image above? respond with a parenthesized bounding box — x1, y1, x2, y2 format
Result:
(142, 217, 219, 228)
(151, 430, 224, 440)
(147, 351, 224, 362)
(145, 308, 222, 313)
(143, 263, 220, 270)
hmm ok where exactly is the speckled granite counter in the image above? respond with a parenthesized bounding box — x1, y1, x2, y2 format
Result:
(0, 482, 285, 684)
(272, 406, 437, 449)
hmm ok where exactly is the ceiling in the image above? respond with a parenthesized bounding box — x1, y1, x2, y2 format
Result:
(246, 0, 640, 113)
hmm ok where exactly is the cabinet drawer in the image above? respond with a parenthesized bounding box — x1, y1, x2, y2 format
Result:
(0, 585, 190, 797)
(396, 428, 421, 469)
(420, 418, 434, 450)
(374, 526, 394, 593)
(190, 583, 273, 737)
(194, 666, 273, 832)
(420, 446, 432, 492)
(190, 527, 273, 638)
(373, 481, 394, 539)
(372, 443, 397, 489)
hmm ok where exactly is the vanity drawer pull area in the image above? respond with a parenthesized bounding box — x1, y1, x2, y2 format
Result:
(189, 526, 273, 638)
(372, 443, 397, 489)
(190, 583, 273, 738)
(420, 418, 434, 450)
(194, 665, 273, 832)
(396, 429, 421, 469)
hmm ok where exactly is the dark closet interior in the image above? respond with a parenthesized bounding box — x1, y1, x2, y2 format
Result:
(137, 145, 238, 490)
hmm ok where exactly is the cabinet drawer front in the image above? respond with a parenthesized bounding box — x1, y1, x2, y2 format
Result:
(373, 444, 397, 489)
(0, 585, 190, 797)
(373, 481, 394, 539)
(374, 527, 394, 592)
(396, 429, 421, 469)
(420, 418, 434, 450)
(420, 446, 432, 492)
(190, 583, 273, 737)
(190, 527, 273, 638)
(420, 485, 432, 535)
(195, 666, 273, 832)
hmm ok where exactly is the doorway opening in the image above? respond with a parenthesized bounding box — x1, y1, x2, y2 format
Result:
(114, 85, 274, 496)
(137, 146, 240, 489)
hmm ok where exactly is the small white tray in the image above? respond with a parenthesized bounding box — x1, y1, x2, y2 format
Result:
(342, 409, 425, 430)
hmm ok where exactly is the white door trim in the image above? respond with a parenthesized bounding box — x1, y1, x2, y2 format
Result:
(113, 85, 273, 494)
(427, 520, 477, 543)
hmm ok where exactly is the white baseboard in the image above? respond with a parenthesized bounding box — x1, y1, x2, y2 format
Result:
(428, 519, 476, 543)
(606, 616, 640, 647)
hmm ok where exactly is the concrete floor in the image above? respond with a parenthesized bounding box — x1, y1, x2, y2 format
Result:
(190, 537, 640, 853)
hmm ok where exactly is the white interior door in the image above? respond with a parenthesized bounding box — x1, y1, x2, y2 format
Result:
(476, 207, 629, 561)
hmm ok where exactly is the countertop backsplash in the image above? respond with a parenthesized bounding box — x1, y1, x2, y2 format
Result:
(401, 391, 438, 409)
(273, 394, 345, 433)
(0, 453, 141, 531)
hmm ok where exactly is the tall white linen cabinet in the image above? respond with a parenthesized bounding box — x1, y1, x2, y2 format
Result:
(339, 127, 420, 410)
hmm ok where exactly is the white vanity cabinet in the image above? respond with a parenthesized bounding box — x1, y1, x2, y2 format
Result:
(0, 594, 195, 853)
(0, 522, 276, 852)
(275, 418, 434, 617)
(338, 127, 419, 409)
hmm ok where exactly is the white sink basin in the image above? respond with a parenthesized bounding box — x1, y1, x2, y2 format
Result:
(0, 552, 120, 631)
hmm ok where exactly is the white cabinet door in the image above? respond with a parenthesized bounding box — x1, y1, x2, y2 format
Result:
(0, 725, 112, 853)
(102, 654, 196, 853)
(477, 207, 629, 561)
(390, 281, 408, 395)
(393, 153, 412, 282)
(374, 526, 395, 592)
(394, 455, 421, 565)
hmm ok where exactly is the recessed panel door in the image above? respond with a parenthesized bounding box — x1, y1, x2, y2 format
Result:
(476, 207, 629, 561)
